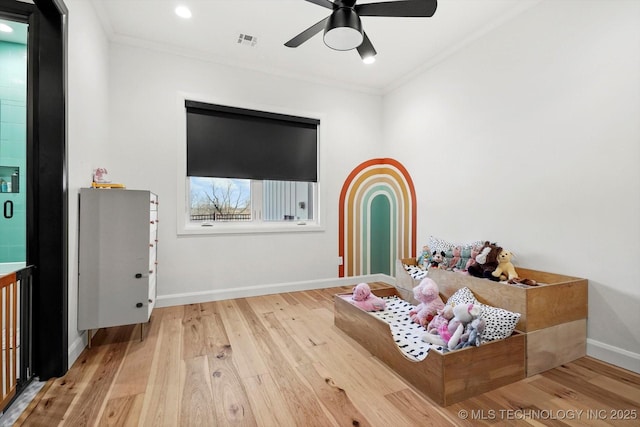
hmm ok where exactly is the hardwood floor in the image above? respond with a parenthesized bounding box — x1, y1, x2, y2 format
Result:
(16, 283, 640, 426)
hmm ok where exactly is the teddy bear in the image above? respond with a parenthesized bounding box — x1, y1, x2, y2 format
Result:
(467, 241, 502, 281)
(429, 250, 446, 269)
(409, 278, 445, 326)
(492, 249, 518, 281)
(422, 303, 482, 350)
(349, 283, 386, 311)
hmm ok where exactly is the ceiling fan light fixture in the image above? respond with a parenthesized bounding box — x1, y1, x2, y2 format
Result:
(323, 8, 363, 51)
(175, 5, 192, 19)
(362, 55, 376, 65)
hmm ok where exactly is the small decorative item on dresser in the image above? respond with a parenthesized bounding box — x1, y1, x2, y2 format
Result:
(91, 167, 125, 188)
(93, 167, 110, 183)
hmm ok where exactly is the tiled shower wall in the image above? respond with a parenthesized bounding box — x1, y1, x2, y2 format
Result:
(0, 41, 27, 263)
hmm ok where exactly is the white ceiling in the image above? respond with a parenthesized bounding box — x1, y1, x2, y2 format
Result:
(90, 0, 540, 94)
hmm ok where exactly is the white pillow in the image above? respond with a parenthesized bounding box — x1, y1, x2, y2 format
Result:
(478, 303, 521, 343)
(446, 287, 521, 342)
(446, 287, 478, 306)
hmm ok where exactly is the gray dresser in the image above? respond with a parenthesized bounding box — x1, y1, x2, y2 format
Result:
(78, 188, 158, 337)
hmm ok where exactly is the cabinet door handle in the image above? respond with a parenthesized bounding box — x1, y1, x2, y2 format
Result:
(3, 201, 13, 219)
(136, 302, 143, 308)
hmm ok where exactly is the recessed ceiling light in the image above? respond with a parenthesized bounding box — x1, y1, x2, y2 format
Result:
(0, 23, 14, 33)
(175, 5, 192, 19)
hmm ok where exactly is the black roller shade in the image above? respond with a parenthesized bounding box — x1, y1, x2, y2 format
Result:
(186, 101, 319, 182)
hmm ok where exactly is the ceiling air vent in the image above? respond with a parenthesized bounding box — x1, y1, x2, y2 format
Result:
(237, 33, 258, 47)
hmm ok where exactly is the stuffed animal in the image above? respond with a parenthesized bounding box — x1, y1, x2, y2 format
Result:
(467, 241, 502, 281)
(454, 318, 486, 349)
(464, 245, 482, 272)
(492, 249, 518, 281)
(455, 246, 471, 270)
(429, 251, 446, 269)
(417, 245, 431, 269)
(425, 305, 454, 335)
(507, 277, 538, 286)
(448, 246, 461, 270)
(422, 303, 481, 350)
(93, 167, 110, 183)
(350, 283, 386, 312)
(409, 278, 445, 326)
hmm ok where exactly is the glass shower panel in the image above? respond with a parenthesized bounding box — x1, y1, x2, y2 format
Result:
(0, 18, 27, 265)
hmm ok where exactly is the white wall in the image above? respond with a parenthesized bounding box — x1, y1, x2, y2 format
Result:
(383, 0, 640, 373)
(64, 0, 639, 374)
(104, 43, 383, 305)
(66, 0, 111, 365)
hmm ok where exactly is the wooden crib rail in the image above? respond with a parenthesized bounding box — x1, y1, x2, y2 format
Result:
(0, 272, 18, 411)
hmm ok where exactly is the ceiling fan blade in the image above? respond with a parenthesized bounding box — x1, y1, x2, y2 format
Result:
(304, 0, 336, 10)
(284, 16, 330, 48)
(356, 0, 437, 17)
(357, 32, 377, 60)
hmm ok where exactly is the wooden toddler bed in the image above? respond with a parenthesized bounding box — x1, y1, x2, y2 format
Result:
(334, 287, 526, 406)
(334, 261, 587, 405)
(397, 259, 588, 376)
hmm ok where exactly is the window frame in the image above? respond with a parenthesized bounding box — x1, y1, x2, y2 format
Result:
(176, 93, 325, 236)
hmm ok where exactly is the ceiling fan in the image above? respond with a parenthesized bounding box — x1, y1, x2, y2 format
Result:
(285, 0, 438, 63)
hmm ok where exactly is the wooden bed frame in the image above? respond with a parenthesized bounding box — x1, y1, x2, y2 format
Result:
(396, 259, 588, 376)
(334, 261, 588, 405)
(334, 287, 525, 406)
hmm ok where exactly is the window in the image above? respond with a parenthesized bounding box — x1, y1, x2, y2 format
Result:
(189, 177, 251, 222)
(179, 98, 321, 233)
(188, 177, 315, 223)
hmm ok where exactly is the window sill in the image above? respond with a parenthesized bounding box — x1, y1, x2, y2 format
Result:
(178, 221, 325, 236)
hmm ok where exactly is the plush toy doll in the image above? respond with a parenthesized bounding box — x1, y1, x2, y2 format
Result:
(350, 283, 386, 312)
(507, 277, 538, 286)
(455, 247, 471, 271)
(409, 278, 445, 326)
(422, 303, 481, 350)
(429, 251, 446, 269)
(448, 246, 461, 270)
(464, 245, 482, 272)
(454, 318, 486, 349)
(416, 245, 431, 270)
(467, 241, 502, 281)
(492, 249, 518, 281)
(425, 305, 454, 335)
(93, 167, 110, 183)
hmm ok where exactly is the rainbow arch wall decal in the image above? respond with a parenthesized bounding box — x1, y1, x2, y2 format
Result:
(339, 158, 417, 277)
